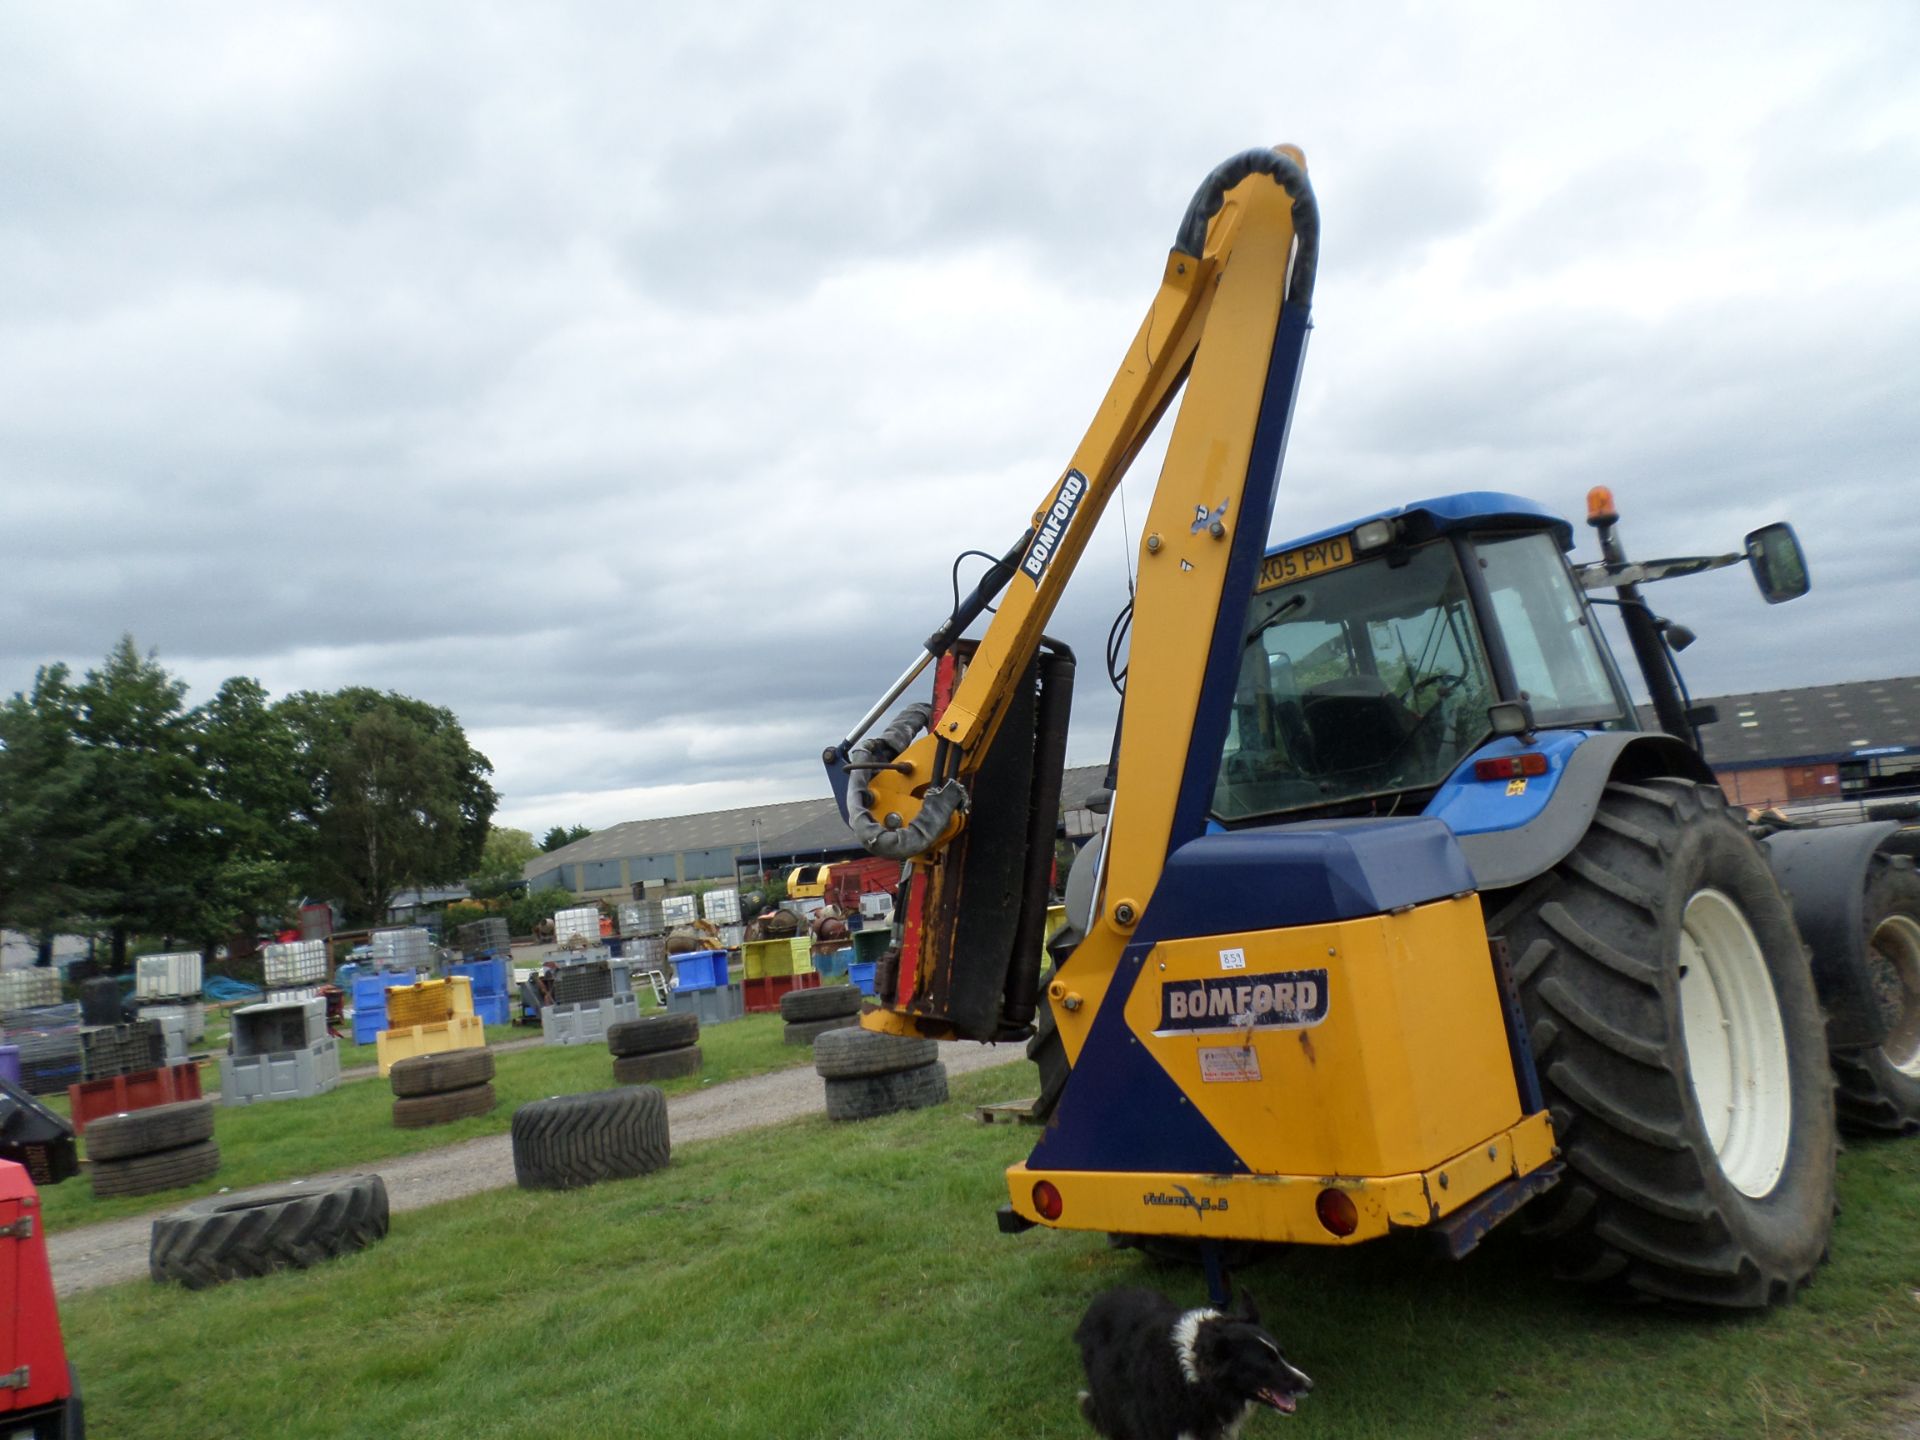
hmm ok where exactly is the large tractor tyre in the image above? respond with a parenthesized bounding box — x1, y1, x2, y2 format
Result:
(392, 1082, 497, 1129)
(612, 1045, 702, 1084)
(783, 1015, 860, 1046)
(90, 1139, 222, 1199)
(1830, 857, 1920, 1135)
(150, 1174, 389, 1289)
(86, 1099, 215, 1162)
(607, 1013, 699, 1058)
(779, 985, 863, 1023)
(823, 1062, 949, 1122)
(812, 1026, 938, 1080)
(511, 1086, 670, 1190)
(389, 1048, 495, 1098)
(1490, 777, 1836, 1309)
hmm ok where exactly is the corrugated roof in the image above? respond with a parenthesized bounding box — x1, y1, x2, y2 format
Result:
(1639, 675, 1920, 767)
(522, 795, 835, 878)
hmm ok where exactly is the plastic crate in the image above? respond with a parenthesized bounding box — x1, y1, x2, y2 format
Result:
(667, 981, 746, 1027)
(135, 951, 203, 999)
(262, 938, 328, 985)
(847, 961, 878, 997)
(231, 998, 327, 1058)
(448, 958, 509, 998)
(813, 947, 852, 982)
(553, 907, 601, 945)
(550, 962, 613, 1006)
(472, 991, 510, 1026)
(743, 936, 813, 980)
(67, 1060, 203, 1134)
(386, 977, 474, 1030)
(701, 888, 741, 924)
(376, 1014, 485, 1076)
(743, 972, 821, 1014)
(350, 970, 422, 1044)
(619, 900, 665, 936)
(219, 1038, 340, 1106)
(670, 950, 728, 992)
(0, 1046, 16, 1086)
(456, 916, 510, 959)
(0, 969, 62, 1011)
(540, 994, 639, 1046)
(79, 1021, 166, 1081)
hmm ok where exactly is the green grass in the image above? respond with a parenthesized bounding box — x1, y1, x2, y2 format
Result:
(40, 1014, 812, 1232)
(57, 1063, 1920, 1440)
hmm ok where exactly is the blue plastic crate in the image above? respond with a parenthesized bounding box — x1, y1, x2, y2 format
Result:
(448, 958, 508, 998)
(847, 961, 877, 997)
(671, 950, 728, 992)
(350, 970, 421, 1044)
(471, 991, 510, 1026)
(815, 947, 852, 981)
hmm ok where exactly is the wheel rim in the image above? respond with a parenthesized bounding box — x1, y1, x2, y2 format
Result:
(1868, 912, 1920, 1077)
(1676, 889, 1793, 1199)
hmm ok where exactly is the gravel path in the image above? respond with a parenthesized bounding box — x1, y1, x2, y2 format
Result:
(47, 1041, 1023, 1298)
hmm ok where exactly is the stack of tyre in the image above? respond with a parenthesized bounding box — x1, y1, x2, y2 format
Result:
(512, 1087, 670, 1190)
(608, 1015, 701, 1083)
(87, 1099, 219, 1199)
(814, 1028, 948, 1122)
(779, 984, 864, 1045)
(389, 1050, 497, 1129)
(151, 1175, 389, 1289)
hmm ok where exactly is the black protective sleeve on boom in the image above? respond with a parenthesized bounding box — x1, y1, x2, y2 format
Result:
(999, 640, 1076, 1030)
(1173, 148, 1319, 304)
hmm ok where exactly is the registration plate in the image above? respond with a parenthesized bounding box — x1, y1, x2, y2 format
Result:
(1255, 535, 1354, 591)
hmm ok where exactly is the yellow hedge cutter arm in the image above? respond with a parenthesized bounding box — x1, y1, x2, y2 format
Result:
(823, 145, 1319, 1044)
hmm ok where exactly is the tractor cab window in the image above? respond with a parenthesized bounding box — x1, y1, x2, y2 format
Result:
(1473, 531, 1624, 727)
(1212, 538, 1496, 821)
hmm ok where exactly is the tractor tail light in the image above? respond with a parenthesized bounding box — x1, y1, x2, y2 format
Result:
(1315, 1187, 1359, 1237)
(1032, 1180, 1064, 1221)
(1473, 752, 1548, 782)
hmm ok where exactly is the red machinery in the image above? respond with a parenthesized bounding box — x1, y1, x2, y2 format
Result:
(1, 1159, 85, 1437)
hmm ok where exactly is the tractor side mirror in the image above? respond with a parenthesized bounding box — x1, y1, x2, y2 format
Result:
(1745, 522, 1809, 604)
(1488, 700, 1536, 739)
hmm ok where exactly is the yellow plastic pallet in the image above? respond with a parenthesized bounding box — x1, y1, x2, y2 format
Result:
(376, 1013, 485, 1076)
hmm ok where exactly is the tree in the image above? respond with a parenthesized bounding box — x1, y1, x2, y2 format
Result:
(281, 688, 497, 925)
(182, 677, 306, 943)
(0, 663, 108, 949)
(540, 824, 592, 852)
(469, 825, 538, 900)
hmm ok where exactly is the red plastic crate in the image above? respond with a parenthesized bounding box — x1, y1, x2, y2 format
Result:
(1, 1160, 80, 1428)
(742, 972, 821, 1014)
(66, 1060, 204, 1135)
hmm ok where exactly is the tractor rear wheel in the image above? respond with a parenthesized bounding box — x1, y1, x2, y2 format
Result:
(1830, 857, 1920, 1135)
(1490, 777, 1835, 1309)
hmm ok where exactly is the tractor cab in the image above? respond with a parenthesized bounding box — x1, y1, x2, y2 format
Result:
(1211, 493, 1636, 824)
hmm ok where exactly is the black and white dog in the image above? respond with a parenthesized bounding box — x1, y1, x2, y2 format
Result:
(1074, 1287, 1312, 1439)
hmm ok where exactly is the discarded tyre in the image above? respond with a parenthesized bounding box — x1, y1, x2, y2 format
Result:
(824, 1062, 949, 1122)
(150, 1174, 390, 1289)
(784, 1015, 860, 1046)
(92, 1138, 222, 1198)
(812, 1025, 937, 1080)
(389, 1048, 495, 1098)
(1495, 778, 1837, 1309)
(607, 1013, 700, 1059)
(393, 1081, 498, 1129)
(613, 1046, 702, 1085)
(511, 1086, 670, 1190)
(779, 984, 863, 1023)
(86, 1099, 216, 1162)
(1830, 856, 1920, 1135)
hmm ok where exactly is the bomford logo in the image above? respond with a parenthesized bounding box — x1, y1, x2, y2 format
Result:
(1155, 969, 1329, 1036)
(1142, 1184, 1228, 1219)
(1021, 469, 1089, 584)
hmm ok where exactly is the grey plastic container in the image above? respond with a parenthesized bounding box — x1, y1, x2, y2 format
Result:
(539, 994, 640, 1046)
(230, 998, 328, 1057)
(218, 1037, 341, 1106)
(667, 981, 746, 1027)
(138, 1001, 207, 1046)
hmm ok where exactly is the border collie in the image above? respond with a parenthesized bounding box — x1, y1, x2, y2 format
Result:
(1074, 1287, 1312, 1439)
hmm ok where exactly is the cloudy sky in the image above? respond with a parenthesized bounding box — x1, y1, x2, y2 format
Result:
(3, 2, 1916, 833)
